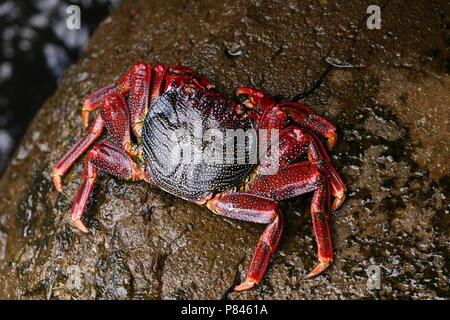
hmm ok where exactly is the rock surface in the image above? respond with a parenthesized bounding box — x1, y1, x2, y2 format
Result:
(0, 0, 448, 299)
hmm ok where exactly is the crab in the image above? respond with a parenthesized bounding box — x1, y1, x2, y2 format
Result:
(52, 62, 346, 291)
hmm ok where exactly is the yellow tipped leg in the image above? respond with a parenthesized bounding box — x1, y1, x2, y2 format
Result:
(81, 108, 91, 128)
(71, 218, 89, 234)
(52, 170, 63, 193)
(325, 132, 337, 149)
(331, 193, 346, 211)
(305, 257, 331, 279)
(234, 279, 256, 291)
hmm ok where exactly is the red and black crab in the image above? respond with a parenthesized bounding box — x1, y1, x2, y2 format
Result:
(52, 62, 346, 291)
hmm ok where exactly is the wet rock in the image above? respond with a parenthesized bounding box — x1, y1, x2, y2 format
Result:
(0, 0, 448, 299)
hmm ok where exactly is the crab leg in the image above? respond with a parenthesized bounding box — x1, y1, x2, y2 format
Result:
(259, 125, 309, 173)
(247, 161, 322, 201)
(235, 88, 337, 148)
(305, 130, 347, 210)
(306, 179, 333, 278)
(115, 63, 152, 140)
(206, 162, 326, 290)
(244, 161, 335, 279)
(52, 114, 104, 192)
(206, 194, 283, 291)
(82, 62, 168, 141)
(53, 87, 135, 191)
(100, 91, 132, 152)
(236, 87, 276, 114)
(81, 84, 116, 127)
(149, 64, 169, 106)
(164, 65, 201, 92)
(279, 103, 337, 148)
(70, 141, 144, 233)
(237, 209, 283, 291)
(207, 193, 279, 223)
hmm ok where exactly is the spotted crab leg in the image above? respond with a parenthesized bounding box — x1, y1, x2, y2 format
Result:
(248, 161, 335, 279)
(236, 209, 283, 291)
(304, 129, 347, 211)
(279, 102, 338, 148)
(81, 84, 116, 128)
(52, 90, 135, 192)
(233, 87, 346, 284)
(82, 62, 166, 141)
(305, 178, 333, 278)
(206, 194, 283, 291)
(207, 161, 326, 291)
(237, 88, 346, 208)
(149, 64, 169, 106)
(301, 131, 346, 277)
(115, 62, 152, 140)
(70, 141, 144, 233)
(236, 87, 337, 148)
(259, 125, 309, 173)
(52, 114, 104, 192)
(100, 91, 133, 152)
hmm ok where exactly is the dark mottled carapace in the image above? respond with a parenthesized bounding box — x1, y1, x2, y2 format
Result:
(142, 85, 256, 201)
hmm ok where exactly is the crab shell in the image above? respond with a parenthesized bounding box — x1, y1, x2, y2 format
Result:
(142, 86, 254, 202)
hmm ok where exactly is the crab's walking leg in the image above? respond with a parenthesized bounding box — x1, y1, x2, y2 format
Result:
(206, 162, 325, 291)
(70, 141, 144, 233)
(247, 161, 322, 200)
(306, 179, 333, 278)
(149, 64, 169, 106)
(115, 62, 153, 140)
(305, 130, 346, 210)
(236, 87, 337, 148)
(244, 162, 335, 279)
(52, 114, 104, 192)
(100, 92, 132, 152)
(279, 103, 338, 148)
(259, 125, 309, 174)
(237, 209, 283, 291)
(82, 62, 168, 141)
(81, 84, 116, 127)
(206, 194, 283, 291)
(53, 87, 135, 191)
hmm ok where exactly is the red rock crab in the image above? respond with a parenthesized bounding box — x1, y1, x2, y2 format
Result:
(52, 62, 346, 291)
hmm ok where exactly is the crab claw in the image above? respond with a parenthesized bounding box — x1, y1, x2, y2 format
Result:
(234, 280, 256, 291)
(72, 218, 89, 234)
(305, 258, 331, 279)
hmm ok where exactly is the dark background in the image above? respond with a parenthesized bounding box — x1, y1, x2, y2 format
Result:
(0, 0, 121, 175)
